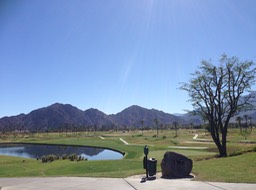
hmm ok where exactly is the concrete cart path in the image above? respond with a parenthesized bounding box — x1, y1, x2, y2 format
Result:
(1, 177, 256, 190)
(120, 138, 129, 145)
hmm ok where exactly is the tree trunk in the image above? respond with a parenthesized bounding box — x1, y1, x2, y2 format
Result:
(212, 136, 227, 157)
(217, 143, 227, 157)
(210, 123, 227, 157)
(220, 130, 227, 157)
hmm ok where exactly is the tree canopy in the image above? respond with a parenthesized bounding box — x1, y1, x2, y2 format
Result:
(180, 54, 256, 157)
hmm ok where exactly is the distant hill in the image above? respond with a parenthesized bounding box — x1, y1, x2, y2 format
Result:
(110, 105, 184, 127)
(83, 108, 113, 126)
(178, 113, 202, 125)
(23, 103, 89, 131)
(179, 92, 256, 124)
(0, 103, 187, 132)
(1, 93, 256, 132)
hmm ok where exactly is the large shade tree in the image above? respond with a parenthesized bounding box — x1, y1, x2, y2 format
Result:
(180, 55, 256, 157)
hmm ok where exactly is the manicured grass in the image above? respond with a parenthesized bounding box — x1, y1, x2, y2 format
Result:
(0, 129, 255, 182)
(0, 156, 143, 177)
(193, 152, 256, 183)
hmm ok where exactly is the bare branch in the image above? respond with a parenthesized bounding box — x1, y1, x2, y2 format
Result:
(180, 55, 256, 157)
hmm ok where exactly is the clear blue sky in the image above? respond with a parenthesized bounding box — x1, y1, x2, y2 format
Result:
(1, 0, 256, 117)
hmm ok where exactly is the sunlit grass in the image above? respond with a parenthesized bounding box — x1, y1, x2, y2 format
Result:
(0, 129, 255, 182)
(193, 152, 256, 183)
(0, 155, 144, 178)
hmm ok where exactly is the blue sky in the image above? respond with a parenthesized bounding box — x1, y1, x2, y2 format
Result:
(1, 0, 256, 117)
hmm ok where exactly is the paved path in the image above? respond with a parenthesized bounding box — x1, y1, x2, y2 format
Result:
(1, 176, 255, 190)
(168, 145, 208, 149)
(193, 134, 198, 140)
(120, 138, 129, 145)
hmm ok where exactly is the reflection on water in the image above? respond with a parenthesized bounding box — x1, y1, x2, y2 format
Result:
(0, 143, 123, 160)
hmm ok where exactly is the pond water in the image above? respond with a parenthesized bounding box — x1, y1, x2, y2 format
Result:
(0, 143, 123, 160)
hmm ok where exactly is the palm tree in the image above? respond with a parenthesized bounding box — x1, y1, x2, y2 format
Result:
(173, 121, 179, 137)
(248, 117, 252, 125)
(242, 115, 253, 139)
(154, 118, 159, 136)
(244, 115, 248, 126)
(140, 120, 144, 135)
(236, 116, 242, 127)
(190, 122, 194, 133)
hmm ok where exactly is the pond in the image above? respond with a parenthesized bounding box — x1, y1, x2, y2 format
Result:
(0, 143, 124, 160)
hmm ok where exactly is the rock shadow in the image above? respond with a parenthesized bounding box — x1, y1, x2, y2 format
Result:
(161, 174, 194, 180)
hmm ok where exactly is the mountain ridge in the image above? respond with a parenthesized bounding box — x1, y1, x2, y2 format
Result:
(0, 103, 188, 132)
(1, 98, 256, 132)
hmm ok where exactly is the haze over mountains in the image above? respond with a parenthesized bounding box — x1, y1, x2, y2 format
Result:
(0, 103, 200, 132)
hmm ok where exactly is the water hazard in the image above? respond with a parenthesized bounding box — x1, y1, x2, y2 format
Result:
(0, 143, 123, 160)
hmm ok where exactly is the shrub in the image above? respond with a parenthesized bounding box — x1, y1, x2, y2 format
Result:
(62, 154, 68, 160)
(41, 154, 57, 163)
(170, 139, 178, 145)
(68, 153, 78, 161)
(40, 153, 88, 163)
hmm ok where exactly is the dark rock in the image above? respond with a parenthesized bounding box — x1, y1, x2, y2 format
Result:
(161, 151, 193, 178)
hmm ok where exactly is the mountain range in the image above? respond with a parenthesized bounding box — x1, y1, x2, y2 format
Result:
(1, 96, 256, 132)
(0, 103, 197, 132)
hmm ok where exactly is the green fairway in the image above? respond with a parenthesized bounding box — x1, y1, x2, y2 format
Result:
(0, 156, 143, 177)
(0, 129, 255, 182)
(193, 152, 256, 183)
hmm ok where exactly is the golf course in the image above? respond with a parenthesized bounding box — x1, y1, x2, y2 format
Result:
(0, 129, 255, 183)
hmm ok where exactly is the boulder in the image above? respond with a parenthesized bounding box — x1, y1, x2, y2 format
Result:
(161, 151, 193, 178)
